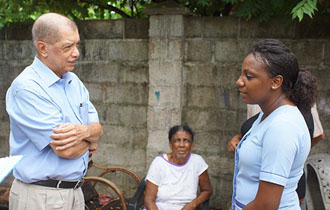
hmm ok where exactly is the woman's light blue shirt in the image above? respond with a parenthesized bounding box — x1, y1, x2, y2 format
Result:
(6, 57, 99, 183)
(232, 105, 310, 210)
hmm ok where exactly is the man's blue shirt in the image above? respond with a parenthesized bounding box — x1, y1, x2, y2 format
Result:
(6, 57, 99, 183)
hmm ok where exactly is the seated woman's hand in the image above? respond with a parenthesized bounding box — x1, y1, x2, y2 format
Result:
(181, 200, 196, 210)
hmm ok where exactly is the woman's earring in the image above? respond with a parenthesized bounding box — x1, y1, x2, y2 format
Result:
(272, 86, 275, 89)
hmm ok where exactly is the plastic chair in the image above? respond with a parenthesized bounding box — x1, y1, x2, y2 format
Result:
(127, 178, 146, 210)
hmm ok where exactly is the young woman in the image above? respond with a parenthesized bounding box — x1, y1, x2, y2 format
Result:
(232, 39, 317, 210)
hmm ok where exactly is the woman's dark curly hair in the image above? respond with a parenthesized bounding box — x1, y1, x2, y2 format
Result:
(250, 39, 317, 114)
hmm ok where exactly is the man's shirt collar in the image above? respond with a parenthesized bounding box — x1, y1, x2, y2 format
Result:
(32, 57, 73, 87)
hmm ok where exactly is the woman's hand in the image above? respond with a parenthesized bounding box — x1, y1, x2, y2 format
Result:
(227, 134, 242, 154)
(182, 200, 196, 210)
(183, 170, 212, 210)
(228, 204, 232, 210)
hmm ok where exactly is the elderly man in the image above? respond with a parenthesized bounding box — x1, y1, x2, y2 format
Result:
(6, 13, 103, 210)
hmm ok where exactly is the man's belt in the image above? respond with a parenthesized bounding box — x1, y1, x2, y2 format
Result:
(31, 179, 84, 189)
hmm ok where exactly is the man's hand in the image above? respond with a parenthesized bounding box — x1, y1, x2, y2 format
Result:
(50, 123, 88, 150)
(227, 134, 242, 154)
(89, 142, 98, 155)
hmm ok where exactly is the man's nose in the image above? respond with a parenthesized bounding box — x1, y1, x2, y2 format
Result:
(72, 46, 80, 57)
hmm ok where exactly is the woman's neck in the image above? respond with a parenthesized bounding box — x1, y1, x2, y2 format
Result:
(167, 153, 189, 165)
(260, 92, 294, 122)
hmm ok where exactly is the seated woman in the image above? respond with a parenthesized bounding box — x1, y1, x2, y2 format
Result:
(144, 125, 212, 210)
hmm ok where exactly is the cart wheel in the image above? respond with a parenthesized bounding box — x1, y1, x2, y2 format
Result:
(83, 176, 127, 210)
(95, 166, 141, 201)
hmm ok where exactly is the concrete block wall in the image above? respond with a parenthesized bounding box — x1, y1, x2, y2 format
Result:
(146, 14, 186, 164)
(0, 13, 329, 209)
(76, 20, 150, 178)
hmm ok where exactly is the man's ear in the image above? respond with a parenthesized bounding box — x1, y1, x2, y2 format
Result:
(271, 75, 283, 90)
(36, 41, 48, 58)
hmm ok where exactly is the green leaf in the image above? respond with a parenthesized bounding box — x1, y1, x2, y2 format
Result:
(297, 8, 304, 21)
(292, 12, 297, 19)
(296, 0, 306, 9)
(312, 0, 318, 7)
(307, 0, 318, 11)
(306, 11, 313, 18)
(304, 3, 315, 15)
(291, 4, 300, 14)
(302, 5, 310, 13)
(302, 6, 312, 18)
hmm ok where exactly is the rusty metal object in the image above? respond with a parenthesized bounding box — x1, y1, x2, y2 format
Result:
(84, 162, 141, 210)
(94, 165, 142, 184)
(83, 176, 127, 210)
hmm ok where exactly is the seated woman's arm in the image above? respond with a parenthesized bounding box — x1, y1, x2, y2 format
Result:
(182, 170, 213, 210)
(144, 180, 159, 210)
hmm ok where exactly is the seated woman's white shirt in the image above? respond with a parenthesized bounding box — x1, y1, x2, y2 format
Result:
(146, 153, 208, 210)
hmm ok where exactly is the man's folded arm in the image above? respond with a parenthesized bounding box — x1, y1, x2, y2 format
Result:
(50, 122, 103, 151)
(50, 139, 91, 159)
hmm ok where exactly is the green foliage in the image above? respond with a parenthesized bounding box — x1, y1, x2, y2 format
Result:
(0, 0, 328, 29)
(177, 0, 327, 23)
(0, 0, 152, 29)
(291, 0, 318, 21)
